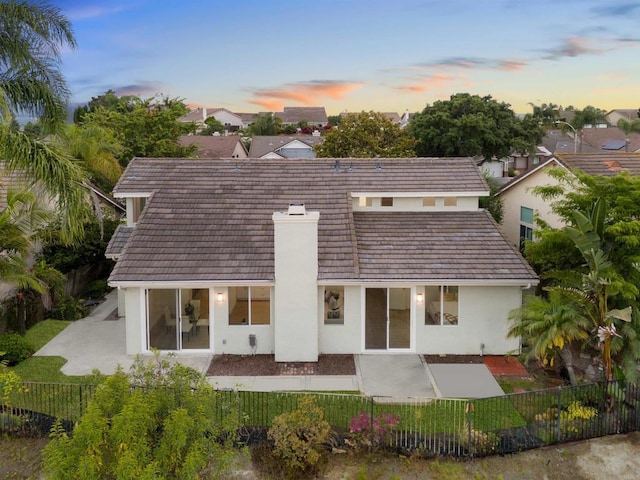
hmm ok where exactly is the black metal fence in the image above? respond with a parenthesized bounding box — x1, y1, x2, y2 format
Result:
(2, 381, 639, 457)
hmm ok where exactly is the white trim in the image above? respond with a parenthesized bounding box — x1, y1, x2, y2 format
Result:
(496, 157, 571, 196)
(352, 191, 488, 198)
(113, 192, 153, 199)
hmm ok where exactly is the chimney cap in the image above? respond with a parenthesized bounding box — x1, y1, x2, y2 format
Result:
(287, 203, 306, 215)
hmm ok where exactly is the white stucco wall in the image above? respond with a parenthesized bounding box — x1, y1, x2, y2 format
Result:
(124, 287, 144, 355)
(213, 287, 275, 355)
(351, 196, 480, 212)
(414, 285, 522, 355)
(273, 210, 320, 362)
(318, 286, 362, 353)
(499, 164, 567, 248)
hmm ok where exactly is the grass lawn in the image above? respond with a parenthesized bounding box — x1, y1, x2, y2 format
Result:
(10, 320, 97, 384)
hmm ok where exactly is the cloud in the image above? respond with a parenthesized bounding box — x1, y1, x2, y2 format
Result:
(411, 56, 528, 72)
(249, 80, 364, 110)
(591, 2, 640, 17)
(110, 81, 165, 97)
(63, 5, 128, 21)
(541, 36, 603, 59)
(393, 73, 462, 93)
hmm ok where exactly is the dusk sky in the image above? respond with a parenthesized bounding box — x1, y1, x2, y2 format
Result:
(52, 0, 640, 115)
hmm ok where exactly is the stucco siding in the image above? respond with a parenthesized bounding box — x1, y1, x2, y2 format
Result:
(124, 287, 144, 355)
(318, 286, 362, 353)
(414, 286, 522, 355)
(499, 165, 565, 248)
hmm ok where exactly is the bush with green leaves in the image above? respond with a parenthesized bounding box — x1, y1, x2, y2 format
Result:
(0, 333, 35, 365)
(43, 353, 240, 479)
(267, 396, 331, 478)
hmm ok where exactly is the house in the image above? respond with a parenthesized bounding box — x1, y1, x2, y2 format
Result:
(606, 109, 639, 126)
(178, 107, 248, 132)
(579, 127, 640, 153)
(496, 153, 640, 248)
(178, 135, 248, 158)
(248, 135, 323, 158)
(275, 107, 328, 128)
(107, 157, 537, 362)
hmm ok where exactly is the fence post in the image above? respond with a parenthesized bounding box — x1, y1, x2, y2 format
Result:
(79, 384, 83, 417)
(556, 387, 562, 443)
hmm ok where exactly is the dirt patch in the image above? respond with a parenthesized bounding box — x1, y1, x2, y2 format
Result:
(0, 436, 49, 479)
(207, 354, 356, 376)
(423, 354, 485, 364)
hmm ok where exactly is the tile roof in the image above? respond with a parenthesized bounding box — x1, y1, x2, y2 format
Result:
(353, 211, 537, 281)
(108, 157, 535, 284)
(248, 135, 323, 158)
(557, 153, 640, 176)
(579, 127, 640, 153)
(275, 107, 328, 125)
(105, 225, 134, 259)
(178, 135, 246, 158)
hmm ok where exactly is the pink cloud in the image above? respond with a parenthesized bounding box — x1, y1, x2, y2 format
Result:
(249, 81, 363, 109)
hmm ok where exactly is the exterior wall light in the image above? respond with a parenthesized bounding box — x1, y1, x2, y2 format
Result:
(416, 292, 424, 304)
(216, 292, 224, 303)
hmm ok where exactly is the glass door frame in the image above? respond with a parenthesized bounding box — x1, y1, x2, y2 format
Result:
(362, 286, 414, 352)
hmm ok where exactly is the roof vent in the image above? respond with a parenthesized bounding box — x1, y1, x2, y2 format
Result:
(375, 163, 382, 171)
(333, 159, 341, 172)
(287, 203, 306, 215)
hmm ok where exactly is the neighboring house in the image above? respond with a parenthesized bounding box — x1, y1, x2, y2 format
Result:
(107, 157, 537, 361)
(248, 135, 323, 158)
(275, 107, 328, 127)
(579, 127, 640, 153)
(606, 109, 639, 125)
(206, 108, 245, 132)
(178, 135, 248, 158)
(177, 107, 208, 129)
(497, 153, 640, 249)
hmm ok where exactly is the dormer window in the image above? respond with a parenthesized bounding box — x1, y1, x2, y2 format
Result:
(358, 197, 373, 207)
(381, 197, 393, 207)
(423, 197, 436, 207)
(443, 197, 457, 207)
(132, 197, 147, 223)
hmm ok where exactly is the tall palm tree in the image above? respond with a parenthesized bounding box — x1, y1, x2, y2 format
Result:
(508, 291, 590, 385)
(0, 0, 89, 244)
(616, 118, 640, 152)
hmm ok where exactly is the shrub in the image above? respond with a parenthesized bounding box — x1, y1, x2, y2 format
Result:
(84, 279, 111, 299)
(0, 333, 35, 365)
(348, 411, 401, 450)
(267, 396, 331, 478)
(43, 352, 240, 479)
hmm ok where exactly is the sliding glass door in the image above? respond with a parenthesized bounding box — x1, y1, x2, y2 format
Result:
(365, 288, 411, 350)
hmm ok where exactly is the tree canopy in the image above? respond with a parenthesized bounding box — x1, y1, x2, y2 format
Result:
(409, 93, 545, 160)
(314, 111, 416, 158)
(0, 0, 89, 244)
(76, 93, 196, 166)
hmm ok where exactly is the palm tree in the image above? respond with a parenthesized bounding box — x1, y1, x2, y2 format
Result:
(54, 123, 123, 191)
(616, 118, 640, 152)
(0, 0, 89, 243)
(0, 188, 51, 292)
(508, 291, 590, 385)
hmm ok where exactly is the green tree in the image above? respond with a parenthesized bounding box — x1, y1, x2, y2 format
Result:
(248, 113, 281, 135)
(79, 94, 196, 166)
(43, 354, 240, 479)
(53, 123, 123, 191)
(200, 116, 224, 135)
(479, 173, 504, 224)
(0, 189, 51, 293)
(0, 0, 89, 243)
(315, 111, 416, 158)
(409, 93, 545, 160)
(528, 102, 560, 127)
(570, 105, 607, 129)
(508, 291, 590, 385)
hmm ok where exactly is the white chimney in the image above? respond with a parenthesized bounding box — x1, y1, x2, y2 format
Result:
(272, 206, 319, 362)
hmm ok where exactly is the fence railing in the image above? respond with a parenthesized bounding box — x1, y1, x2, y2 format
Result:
(2, 381, 639, 457)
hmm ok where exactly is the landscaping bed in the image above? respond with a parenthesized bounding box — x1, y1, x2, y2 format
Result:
(207, 354, 356, 376)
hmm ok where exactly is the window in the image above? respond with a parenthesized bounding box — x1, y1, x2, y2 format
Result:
(519, 207, 534, 251)
(324, 286, 344, 324)
(381, 197, 393, 207)
(228, 286, 270, 325)
(359, 197, 373, 207)
(424, 286, 458, 326)
(422, 197, 436, 207)
(443, 197, 457, 207)
(132, 197, 147, 223)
